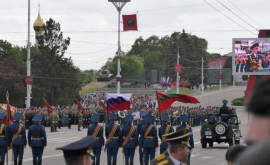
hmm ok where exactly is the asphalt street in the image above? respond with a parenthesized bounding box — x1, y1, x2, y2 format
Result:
(5, 86, 248, 165)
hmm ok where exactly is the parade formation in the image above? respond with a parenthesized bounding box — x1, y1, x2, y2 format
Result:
(0, 93, 241, 165)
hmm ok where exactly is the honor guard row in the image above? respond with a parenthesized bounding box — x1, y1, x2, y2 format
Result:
(0, 113, 47, 165)
(86, 111, 194, 165)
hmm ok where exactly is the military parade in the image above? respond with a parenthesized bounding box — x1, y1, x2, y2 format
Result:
(1, 0, 270, 164)
(0, 92, 245, 165)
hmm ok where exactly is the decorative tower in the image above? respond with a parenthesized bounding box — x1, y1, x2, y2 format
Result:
(33, 4, 44, 45)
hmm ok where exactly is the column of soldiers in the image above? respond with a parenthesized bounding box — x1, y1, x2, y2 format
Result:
(86, 111, 195, 165)
(0, 113, 47, 165)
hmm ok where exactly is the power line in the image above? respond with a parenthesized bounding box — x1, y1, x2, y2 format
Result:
(216, 0, 258, 31)
(227, 0, 264, 28)
(202, 0, 257, 35)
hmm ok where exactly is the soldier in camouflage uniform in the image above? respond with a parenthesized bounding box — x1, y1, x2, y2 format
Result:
(78, 111, 83, 131)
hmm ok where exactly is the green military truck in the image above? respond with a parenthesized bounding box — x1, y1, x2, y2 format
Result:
(200, 114, 242, 148)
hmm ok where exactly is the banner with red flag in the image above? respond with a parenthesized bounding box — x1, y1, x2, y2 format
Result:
(156, 92, 200, 115)
(44, 99, 53, 115)
(3, 91, 14, 127)
(75, 99, 84, 113)
(122, 14, 138, 31)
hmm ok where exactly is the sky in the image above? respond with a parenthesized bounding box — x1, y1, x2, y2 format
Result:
(0, 0, 269, 71)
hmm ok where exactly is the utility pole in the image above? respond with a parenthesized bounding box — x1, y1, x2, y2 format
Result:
(201, 54, 204, 93)
(108, 0, 130, 94)
(220, 60, 222, 90)
(176, 46, 180, 94)
(26, 0, 31, 108)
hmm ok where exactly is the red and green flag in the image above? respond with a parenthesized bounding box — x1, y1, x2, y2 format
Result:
(3, 91, 14, 127)
(75, 99, 84, 113)
(156, 92, 200, 115)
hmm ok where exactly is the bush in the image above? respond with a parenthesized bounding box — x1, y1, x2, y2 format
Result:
(232, 97, 244, 106)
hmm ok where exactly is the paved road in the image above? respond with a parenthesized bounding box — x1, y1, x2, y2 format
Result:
(5, 86, 248, 165)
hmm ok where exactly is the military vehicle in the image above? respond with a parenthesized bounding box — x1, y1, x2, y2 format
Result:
(97, 70, 113, 81)
(200, 114, 241, 148)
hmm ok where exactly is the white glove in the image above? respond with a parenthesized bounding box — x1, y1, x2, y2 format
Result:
(104, 147, 107, 152)
(141, 148, 143, 153)
(190, 149, 193, 153)
(155, 148, 157, 152)
(135, 146, 138, 151)
(101, 146, 104, 151)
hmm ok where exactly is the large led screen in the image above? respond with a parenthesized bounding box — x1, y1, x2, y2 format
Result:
(233, 38, 270, 75)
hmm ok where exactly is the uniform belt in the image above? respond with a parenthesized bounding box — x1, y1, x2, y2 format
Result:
(0, 135, 5, 138)
(145, 136, 154, 138)
(221, 114, 229, 116)
(96, 137, 100, 139)
(17, 135, 23, 138)
(129, 138, 134, 140)
(111, 137, 118, 139)
(31, 137, 43, 140)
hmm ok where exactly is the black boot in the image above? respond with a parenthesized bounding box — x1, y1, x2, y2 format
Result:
(96, 161, 100, 165)
(0, 161, 4, 165)
(14, 160, 17, 165)
(38, 160, 42, 165)
(131, 163, 133, 165)
(19, 160, 23, 165)
(140, 160, 143, 165)
(33, 160, 37, 165)
(113, 162, 117, 165)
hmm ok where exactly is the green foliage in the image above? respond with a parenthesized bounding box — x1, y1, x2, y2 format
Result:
(232, 97, 244, 106)
(162, 30, 208, 86)
(104, 54, 143, 78)
(80, 69, 98, 84)
(121, 55, 143, 78)
(224, 56, 232, 68)
(0, 57, 26, 107)
(32, 18, 81, 106)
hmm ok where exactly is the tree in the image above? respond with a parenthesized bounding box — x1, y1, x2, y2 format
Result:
(0, 57, 26, 107)
(32, 18, 81, 106)
(105, 54, 143, 78)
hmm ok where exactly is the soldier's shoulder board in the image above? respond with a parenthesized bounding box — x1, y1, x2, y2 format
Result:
(155, 154, 166, 161)
(157, 160, 169, 165)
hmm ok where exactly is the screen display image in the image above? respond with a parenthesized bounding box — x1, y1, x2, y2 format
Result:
(233, 38, 270, 75)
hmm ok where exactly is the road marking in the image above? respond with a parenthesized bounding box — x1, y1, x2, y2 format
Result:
(201, 156, 214, 159)
(191, 154, 200, 158)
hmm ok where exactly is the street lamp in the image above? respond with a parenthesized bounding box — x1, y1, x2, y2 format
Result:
(108, 0, 130, 94)
(26, 0, 32, 108)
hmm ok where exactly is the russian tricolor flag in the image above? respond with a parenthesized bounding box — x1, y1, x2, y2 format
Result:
(106, 93, 132, 111)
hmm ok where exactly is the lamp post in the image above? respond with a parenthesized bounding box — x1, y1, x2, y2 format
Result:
(26, 0, 31, 108)
(108, 0, 130, 94)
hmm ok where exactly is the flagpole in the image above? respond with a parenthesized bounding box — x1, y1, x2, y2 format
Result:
(108, 0, 130, 94)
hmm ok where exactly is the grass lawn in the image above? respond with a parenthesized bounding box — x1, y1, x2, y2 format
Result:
(206, 84, 232, 92)
(168, 88, 198, 95)
(79, 81, 108, 95)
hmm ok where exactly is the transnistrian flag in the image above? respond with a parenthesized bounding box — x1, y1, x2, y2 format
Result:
(106, 93, 132, 114)
(3, 91, 14, 127)
(156, 92, 200, 115)
(75, 99, 84, 113)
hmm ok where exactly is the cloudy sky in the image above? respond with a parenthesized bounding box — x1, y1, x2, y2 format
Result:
(1, 0, 269, 70)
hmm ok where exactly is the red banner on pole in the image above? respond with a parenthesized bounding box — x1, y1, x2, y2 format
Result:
(122, 14, 138, 31)
(175, 64, 182, 72)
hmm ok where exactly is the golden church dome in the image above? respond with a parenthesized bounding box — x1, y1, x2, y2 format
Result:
(33, 13, 44, 34)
